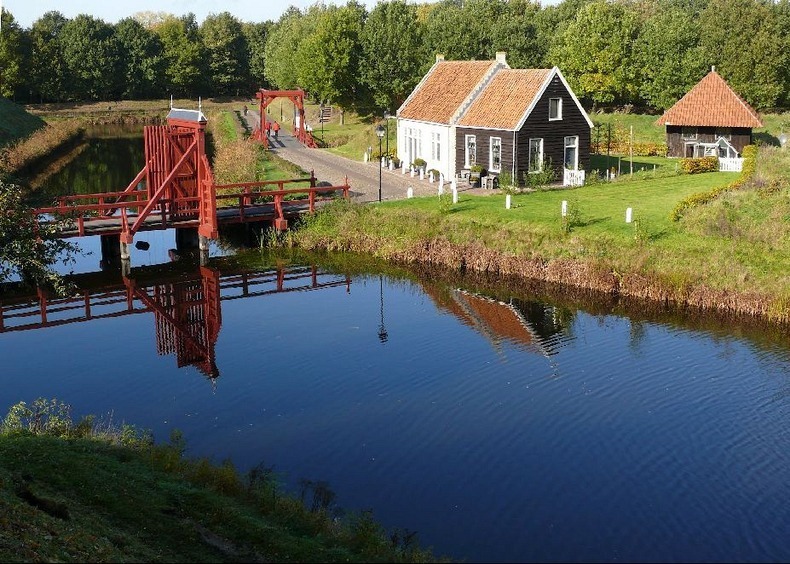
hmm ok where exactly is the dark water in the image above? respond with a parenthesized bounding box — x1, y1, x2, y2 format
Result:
(3, 134, 790, 562)
(25, 127, 145, 205)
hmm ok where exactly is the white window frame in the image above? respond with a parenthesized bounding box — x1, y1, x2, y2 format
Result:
(431, 132, 441, 161)
(489, 137, 502, 173)
(564, 135, 579, 170)
(549, 98, 562, 121)
(528, 138, 543, 172)
(465, 134, 477, 168)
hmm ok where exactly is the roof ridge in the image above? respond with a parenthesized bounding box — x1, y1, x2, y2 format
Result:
(450, 60, 507, 125)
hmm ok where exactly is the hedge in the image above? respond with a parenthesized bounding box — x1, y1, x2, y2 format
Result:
(670, 145, 757, 222)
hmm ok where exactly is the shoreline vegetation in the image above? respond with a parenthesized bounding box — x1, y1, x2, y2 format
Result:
(0, 399, 443, 563)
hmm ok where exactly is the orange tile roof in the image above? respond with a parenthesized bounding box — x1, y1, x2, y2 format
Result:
(656, 70, 762, 128)
(458, 69, 551, 129)
(398, 60, 497, 123)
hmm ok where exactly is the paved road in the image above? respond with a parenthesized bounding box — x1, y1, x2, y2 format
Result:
(242, 107, 482, 203)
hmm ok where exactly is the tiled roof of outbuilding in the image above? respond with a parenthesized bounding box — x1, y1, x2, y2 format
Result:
(398, 60, 497, 124)
(656, 70, 762, 128)
(457, 69, 551, 129)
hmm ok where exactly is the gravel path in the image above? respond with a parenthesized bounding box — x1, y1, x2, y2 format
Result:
(242, 108, 492, 203)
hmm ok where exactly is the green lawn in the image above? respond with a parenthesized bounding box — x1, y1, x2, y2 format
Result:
(392, 171, 736, 244)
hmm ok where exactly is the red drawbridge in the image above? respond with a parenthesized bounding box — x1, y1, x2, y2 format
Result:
(33, 106, 348, 260)
(251, 89, 318, 149)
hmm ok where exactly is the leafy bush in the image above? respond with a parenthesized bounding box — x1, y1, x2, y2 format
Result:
(470, 164, 485, 174)
(679, 156, 718, 174)
(524, 160, 556, 190)
(412, 157, 427, 169)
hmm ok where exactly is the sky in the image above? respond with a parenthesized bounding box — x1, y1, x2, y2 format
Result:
(4, 0, 408, 28)
(5, 0, 561, 29)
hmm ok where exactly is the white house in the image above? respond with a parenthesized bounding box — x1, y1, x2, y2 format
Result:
(396, 53, 593, 185)
(396, 53, 507, 179)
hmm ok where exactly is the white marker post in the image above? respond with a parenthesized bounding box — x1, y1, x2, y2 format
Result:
(626, 207, 633, 223)
(407, 186, 414, 199)
(452, 186, 458, 204)
(562, 200, 568, 217)
(506, 194, 512, 209)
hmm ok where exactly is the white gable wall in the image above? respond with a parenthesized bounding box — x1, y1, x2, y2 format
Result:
(397, 119, 455, 180)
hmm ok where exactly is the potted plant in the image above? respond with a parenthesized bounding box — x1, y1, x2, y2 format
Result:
(469, 164, 485, 187)
(412, 158, 427, 173)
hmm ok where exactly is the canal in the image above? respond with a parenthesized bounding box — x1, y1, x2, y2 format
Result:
(1, 132, 790, 562)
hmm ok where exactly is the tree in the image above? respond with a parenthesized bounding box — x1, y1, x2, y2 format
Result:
(153, 14, 205, 98)
(549, 0, 642, 107)
(263, 7, 317, 91)
(698, 0, 785, 109)
(424, 0, 508, 61)
(296, 2, 366, 111)
(25, 12, 68, 103)
(490, 0, 543, 69)
(635, 4, 706, 110)
(0, 9, 25, 99)
(0, 182, 77, 295)
(114, 18, 164, 99)
(360, 0, 429, 113)
(60, 15, 122, 101)
(243, 21, 272, 90)
(199, 12, 248, 96)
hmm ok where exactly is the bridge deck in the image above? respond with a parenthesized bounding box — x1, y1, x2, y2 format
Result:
(50, 201, 315, 238)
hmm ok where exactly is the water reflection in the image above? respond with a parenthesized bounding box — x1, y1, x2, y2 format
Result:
(0, 260, 351, 382)
(420, 282, 575, 358)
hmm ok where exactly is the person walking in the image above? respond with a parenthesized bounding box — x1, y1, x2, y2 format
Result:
(265, 119, 271, 138)
(272, 121, 280, 139)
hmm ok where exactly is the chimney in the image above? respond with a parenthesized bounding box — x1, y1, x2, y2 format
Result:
(496, 51, 507, 65)
(436, 54, 445, 63)
(711, 65, 716, 73)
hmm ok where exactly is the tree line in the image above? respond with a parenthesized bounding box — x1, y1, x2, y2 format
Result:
(2, 0, 789, 115)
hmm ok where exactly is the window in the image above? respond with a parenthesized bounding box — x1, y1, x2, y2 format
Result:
(714, 128, 732, 141)
(564, 136, 578, 170)
(465, 135, 477, 168)
(549, 98, 562, 121)
(490, 137, 502, 173)
(681, 127, 698, 140)
(431, 132, 441, 161)
(528, 138, 543, 172)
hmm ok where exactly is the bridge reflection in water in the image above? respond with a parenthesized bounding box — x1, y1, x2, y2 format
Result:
(0, 262, 352, 381)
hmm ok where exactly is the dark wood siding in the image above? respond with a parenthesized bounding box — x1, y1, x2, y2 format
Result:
(665, 126, 753, 157)
(515, 75, 591, 183)
(455, 128, 515, 176)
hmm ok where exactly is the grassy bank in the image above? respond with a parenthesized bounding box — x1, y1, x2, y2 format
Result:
(0, 98, 46, 148)
(286, 147, 790, 323)
(0, 399, 443, 563)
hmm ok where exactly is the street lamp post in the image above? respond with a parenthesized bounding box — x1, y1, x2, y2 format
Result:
(376, 124, 385, 202)
(383, 111, 391, 160)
